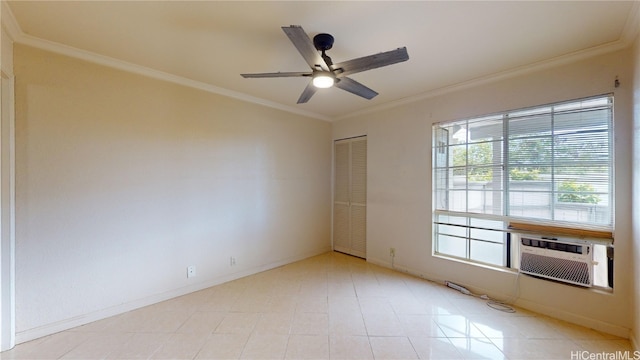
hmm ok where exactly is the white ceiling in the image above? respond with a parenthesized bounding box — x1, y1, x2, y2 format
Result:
(5, 1, 639, 121)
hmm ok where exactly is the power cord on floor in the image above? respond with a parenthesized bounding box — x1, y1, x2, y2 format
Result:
(486, 299, 516, 313)
(444, 280, 516, 313)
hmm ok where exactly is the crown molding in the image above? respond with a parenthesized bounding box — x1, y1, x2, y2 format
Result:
(336, 1, 640, 122)
(1, 1, 20, 42)
(19, 33, 332, 122)
(4, 1, 639, 124)
(337, 37, 632, 121)
(1, 3, 331, 122)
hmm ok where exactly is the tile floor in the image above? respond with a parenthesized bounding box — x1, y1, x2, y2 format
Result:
(2, 252, 634, 359)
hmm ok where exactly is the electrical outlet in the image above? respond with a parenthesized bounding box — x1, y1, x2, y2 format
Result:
(230, 257, 236, 266)
(187, 265, 196, 278)
(390, 248, 396, 257)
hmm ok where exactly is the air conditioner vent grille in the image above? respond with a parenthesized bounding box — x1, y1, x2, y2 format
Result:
(520, 252, 591, 286)
(521, 237, 585, 254)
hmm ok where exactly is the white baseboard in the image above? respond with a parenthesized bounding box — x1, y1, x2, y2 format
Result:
(366, 256, 631, 339)
(367, 256, 448, 285)
(15, 246, 331, 344)
(513, 298, 630, 339)
(630, 330, 639, 351)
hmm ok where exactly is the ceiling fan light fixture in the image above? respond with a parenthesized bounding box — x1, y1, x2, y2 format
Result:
(312, 73, 335, 88)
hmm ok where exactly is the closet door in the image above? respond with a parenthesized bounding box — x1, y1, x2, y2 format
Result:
(333, 136, 367, 258)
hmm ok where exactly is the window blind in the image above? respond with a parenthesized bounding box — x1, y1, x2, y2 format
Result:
(432, 95, 613, 266)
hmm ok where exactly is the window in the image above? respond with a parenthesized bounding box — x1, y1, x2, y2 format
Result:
(432, 95, 613, 268)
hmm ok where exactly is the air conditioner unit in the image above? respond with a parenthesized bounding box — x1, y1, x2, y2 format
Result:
(519, 236, 594, 287)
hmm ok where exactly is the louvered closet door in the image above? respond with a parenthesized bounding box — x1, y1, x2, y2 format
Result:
(333, 136, 367, 258)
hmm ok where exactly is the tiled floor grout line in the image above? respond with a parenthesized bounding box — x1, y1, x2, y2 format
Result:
(2, 251, 634, 360)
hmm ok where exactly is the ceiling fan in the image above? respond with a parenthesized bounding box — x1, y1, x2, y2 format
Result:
(241, 25, 409, 104)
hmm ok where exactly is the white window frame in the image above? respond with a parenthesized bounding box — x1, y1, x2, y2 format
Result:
(432, 95, 614, 270)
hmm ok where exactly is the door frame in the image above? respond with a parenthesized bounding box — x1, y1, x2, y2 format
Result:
(331, 135, 367, 258)
(1, 3, 18, 349)
(0, 72, 16, 352)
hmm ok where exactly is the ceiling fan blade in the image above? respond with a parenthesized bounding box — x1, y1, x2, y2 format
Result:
(282, 25, 329, 71)
(297, 82, 318, 104)
(332, 47, 409, 77)
(334, 77, 378, 100)
(241, 72, 311, 78)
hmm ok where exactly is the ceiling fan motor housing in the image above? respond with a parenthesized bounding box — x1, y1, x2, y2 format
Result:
(313, 33, 334, 51)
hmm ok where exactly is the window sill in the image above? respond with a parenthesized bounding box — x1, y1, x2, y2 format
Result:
(432, 252, 613, 293)
(432, 252, 516, 274)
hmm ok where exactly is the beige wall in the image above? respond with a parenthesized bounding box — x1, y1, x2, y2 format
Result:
(14, 44, 331, 341)
(632, 30, 640, 349)
(11, 30, 640, 345)
(333, 49, 634, 337)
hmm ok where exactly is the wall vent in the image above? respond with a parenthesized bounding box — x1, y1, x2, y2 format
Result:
(519, 237, 593, 287)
